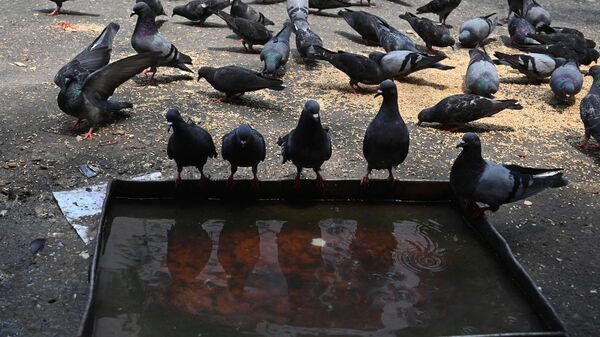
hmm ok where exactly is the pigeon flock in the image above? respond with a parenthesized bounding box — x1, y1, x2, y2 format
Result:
(50, 0, 600, 215)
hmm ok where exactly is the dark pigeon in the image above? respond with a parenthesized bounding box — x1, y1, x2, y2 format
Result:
(369, 50, 454, 78)
(131, 2, 193, 83)
(212, 10, 272, 52)
(399, 13, 455, 52)
(550, 60, 583, 103)
(338, 9, 386, 45)
(137, 0, 166, 16)
(416, 0, 461, 26)
(375, 19, 419, 53)
(294, 22, 323, 63)
(231, 0, 274, 26)
(523, 0, 551, 28)
(48, 0, 69, 16)
(507, 15, 537, 45)
(450, 132, 568, 213)
(277, 100, 332, 189)
(579, 66, 600, 149)
(166, 108, 217, 185)
(222, 124, 267, 187)
(493, 51, 566, 82)
(515, 42, 599, 66)
(537, 25, 585, 39)
(261, 21, 293, 76)
(417, 94, 523, 128)
(56, 51, 161, 138)
(172, 0, 230, 25)
(361, 80, 409, 186)
(309, 0, 354, 15)
(458, 13, 497, 48)
(197, 65, 285, 100)
(465, 49, 499, 97)
(507, 0, 523, 20)
(314, 46, 389, 93)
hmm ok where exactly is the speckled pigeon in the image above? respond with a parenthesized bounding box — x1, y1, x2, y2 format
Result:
(222, 124, 266, 187)
(295, 22, 323, 63)
(416, 0, 461, 26)
(369, 50, 454, 78)
(550, 60, 583, 102)
(450, 132, 568, 213)
(231, 0, 274, 26)
(277, 100, 332, 189)
(465, 49, 499, 97)
(493, 51, 566, 83)
(172, 0, 230, 25)
(361, 80, 409, 186)
(458, 13, 497, 48)
(197, 65, 285, 101)
(261, 21, 293, 76)
(375, 19, 419, 53)
(579, 66, 600, 149)
(166, 108, 217, 186)
(399, 12, 455, 52)
(212, 10, 272, 52)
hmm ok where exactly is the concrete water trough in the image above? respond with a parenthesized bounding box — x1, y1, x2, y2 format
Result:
(78, 179, 567, 337)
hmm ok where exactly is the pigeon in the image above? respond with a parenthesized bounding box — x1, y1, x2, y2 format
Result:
(523, 0, 551, 29)
(172, 0, 230, 25)
(221, 124, 267, 187)
(537, 25, 585, 39)
(369, 50, 454, 78)
(375, 19, 419, 53)
(287, 0, 309, 22)
(579, 65, 600, 149)
(294, 22, 324, 63)
(507, 15, 537, 45)
(493, 51, 566, 82)
(309, 0, 353, 15)
(131, 2, 193, 83)
(507, 0, 523, 19)
(314, 46, 388, 93)
(465, 49, 499, 98)
(416, 0, 461, 26)
(231, 0, 274, 26)
(550, 60, 583, 102)
(338, 9, 386, 45)
(48, 0, 69, 16)
(277, 100, 332, 189)
(261, 21, 293, 76)
(197, 65, 285, 101)
(137, 0, 166, 16)
(450, 132, 568, 213)
(417, 94, 523, 128)
(399, 13, 455, 52)
(515, 42, 600, 66)
(56, 51, 161, 138)
(361, 80, 409, 186)
(458, 13, 497, 48)
(166, 108, 217, 186)
(212, 10, 272, 52)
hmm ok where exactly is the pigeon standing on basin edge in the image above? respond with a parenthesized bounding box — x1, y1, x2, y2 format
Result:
(222, 124, 267, 187)
(361, 80, 409, 186)
(450, 133, 568, 213)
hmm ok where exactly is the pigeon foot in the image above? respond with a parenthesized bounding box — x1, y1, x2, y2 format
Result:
(209, 97, 226, 102)
(71, 118, 83, 130)
(294, 173, 302, 190)
(226, 174, 235, 188)
(81, 128, 94, 139)
(200, 174, 210, 185)
(175, 175, 182, 187)
(360, 174, 369, 187)
(48, 7, 61, 16)
(315, 171, 325, 190)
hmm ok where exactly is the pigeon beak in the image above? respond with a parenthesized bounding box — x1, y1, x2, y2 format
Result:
(456, 141, 466, 148)
(417, 121, 422, 126)
(167, 122, 173, 133)
(240, 140, 247, 148)
(312, 113, 319, 121)
(130, 12, 136, 17)
(374, 89, 382, 98)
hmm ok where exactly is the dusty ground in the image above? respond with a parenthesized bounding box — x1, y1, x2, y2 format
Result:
(0, 0, 599, 336)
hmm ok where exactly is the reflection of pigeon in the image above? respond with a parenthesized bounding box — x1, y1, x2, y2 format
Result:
(493, 51, 565, 82)
(278, 100, 332, 189)
(418, 94, 522, 127)
(212, 10, 272, 52)
(362, 80, 409, 186)
(458, 13, 497, 48)
(231, 0, 274, 25)
(166, 109, 217, 185)
(369, 50, 454, 78)
(550, 60, 583, 102)
(222, 124, 266, 187)
(261, 21, 293, 76)
(197, 65, 285, 101)
(579, 66, 600, 149)
(465, 49, 499, 98)
(450, 132, 568, 213)
(416, 0, 462, 26)
(399, 13, 455, 51)
(172, 0, 230, 25)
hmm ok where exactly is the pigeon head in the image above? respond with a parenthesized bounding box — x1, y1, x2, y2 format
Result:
(591, 49, 600, 64)
(375, 80, 397, 98)
(263, 53, 282, 75)
(165, 108, 184, 132)
(236, 124, 253, 147)
(441, 34, 456, 47)
(417, 107, 433, 124)
(197, 67, 215, 81)
(368, 51, 385, 64)
(587, 65, 600, 80)
(457, 132, 481, 150)
(131, 2, 153, 17)
(301, 100, 321, 124)
(459, 31, 476, 47)
(172, 5, 185, 17)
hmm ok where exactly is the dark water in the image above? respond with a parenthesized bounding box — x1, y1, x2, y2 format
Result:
(89, 200, 544, 337)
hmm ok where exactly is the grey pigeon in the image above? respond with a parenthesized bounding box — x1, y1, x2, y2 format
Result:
(131, 2, 193, 83)
(507, 0, 523, 19)
(338, 9, 385, 45)
(458, 13, 497, 48)
(375, 19, 419, 53)
(416, 0, 461, 26)
(261, 21, 293, 76)
(56, 51, 161, 138)
(369, 50, 454, 78)
(465, 49, 499, 97)
(418, 94, 523, 128)
(222, 124, 267, 187)
(550, 60, 583, 103)
(137, 0, 166, 16)
(197, 65, 285, 100)
(277, 100, 332, 189)
(493, 51, 566, 83)
(231, 0, 274, 26)
(212, 10, 272, 52)
(287, 0, 309, 22)
(309, 0, 353, 15)
(361, 80, 409, 186)
(48, 0, 69, 16)
(172, 0, 230, 25)
(450, 132, 568, 213)
(314, 46, 388, 93)
(507, 15, 537, 45)
(523, 0, 551, 28)
(166, 108, 217, 186)
(295, 22, 323, 63)
(579, 66, 600, 149)
(399, 12, 455, 52)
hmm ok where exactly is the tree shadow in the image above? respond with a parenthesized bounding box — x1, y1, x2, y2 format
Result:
(207, 46, 262, 54)
(35, 9, 100, 16)
(172, 21, 227, 28)
(397, 76, 448, 90)
(131, 74, 194, 86)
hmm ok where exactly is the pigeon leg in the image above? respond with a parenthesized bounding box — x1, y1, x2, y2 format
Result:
(48, 5, 61, 16)
(81, 128, 94, 139)
(227, 166, 237, 188)
(349, 81, 362, 95)
(199, 168, 210, 185)
(71, 118, 83, 130)
(138, 68, 149, 77)
(209, 97, 226, 102)
(579, 132, 591, 149)
(175, 166, 183, 187)
(314, 169, 325, 190)
(387, 168, 395, 184)
(294, 167, 302, 190)
(251, 165, 260, 188)
(368, 0, 376, 7)
(360, 169, 371, 187)
(147, 67, 158, 86)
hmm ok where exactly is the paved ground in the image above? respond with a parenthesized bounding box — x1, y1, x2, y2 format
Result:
(0, 0, 599, 336)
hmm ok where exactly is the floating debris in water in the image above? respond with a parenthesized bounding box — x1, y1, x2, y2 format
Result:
(311, 238, 326, 247)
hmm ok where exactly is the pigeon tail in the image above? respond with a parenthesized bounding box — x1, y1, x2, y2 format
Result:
(431, 63, 455, 71)
(106, 100, 134, 111)
(499, 99, 523, 110)
(176, 63, 193, 72)
(415, 4, 430, 14)
(313, 45, 334, 61)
